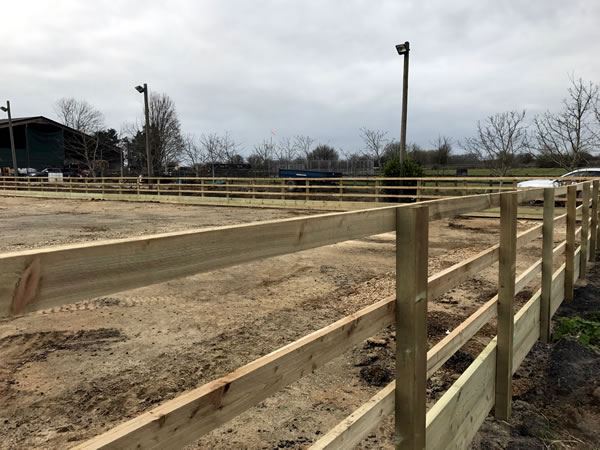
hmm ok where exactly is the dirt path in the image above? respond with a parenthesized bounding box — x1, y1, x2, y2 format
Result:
(0, 196, 552, 449)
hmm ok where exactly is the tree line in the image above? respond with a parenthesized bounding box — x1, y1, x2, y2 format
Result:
(54, 74, 600, 176)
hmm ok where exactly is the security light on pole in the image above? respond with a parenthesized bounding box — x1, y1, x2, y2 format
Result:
(135, 83, 153, 177)
(1, 101, 18, 174)
(395, 41, 410, 163)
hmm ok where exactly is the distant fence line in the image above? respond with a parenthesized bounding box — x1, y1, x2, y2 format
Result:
(0, 175, 548, 211)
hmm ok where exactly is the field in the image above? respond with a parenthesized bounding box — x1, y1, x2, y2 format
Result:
(0, 196, 564, 449)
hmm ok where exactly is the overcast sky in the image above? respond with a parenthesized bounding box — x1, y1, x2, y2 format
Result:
(2, 0, 599, 155)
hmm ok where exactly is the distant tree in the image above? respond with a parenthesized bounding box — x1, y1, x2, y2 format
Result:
(463, 110, 529, 176)
(307, 144, 339, 161)
(407, 143, 431, 166)
(433, 135, 452, 166)
(276, 137, 298, 168)
(54, 98, 105, 175)
(293, 135, 315, 163)
(382, 141, 401, 163)
(147, 93, 183, 173)
(95, 128, 122, 175)
(359, 127, 388, 168)
(182, 134, 206, 176)
(249, 139, 276, 173)
(199, 133, 224, 177)
(220, 131, 241, 163)
(533, 77, 599, 169)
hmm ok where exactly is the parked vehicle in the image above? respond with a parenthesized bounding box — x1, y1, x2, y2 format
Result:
(517, 168, 600, 188)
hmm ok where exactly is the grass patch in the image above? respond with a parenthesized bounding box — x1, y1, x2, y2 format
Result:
(554, 315, 600, 349)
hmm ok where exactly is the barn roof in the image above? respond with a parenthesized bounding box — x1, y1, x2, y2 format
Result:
(0, 116, 82, 134)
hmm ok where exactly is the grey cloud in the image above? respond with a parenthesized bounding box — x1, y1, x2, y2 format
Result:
(2, 0, 599, 155)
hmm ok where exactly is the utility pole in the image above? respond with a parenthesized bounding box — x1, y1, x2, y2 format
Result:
(135, 83, 152, 177)
(396, 41, 410, 163)
(1, 101, 17, 174)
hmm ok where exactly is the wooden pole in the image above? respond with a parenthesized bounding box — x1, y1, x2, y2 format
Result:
(540, 188, 554, 344)
(590, 180, 599, 259)
(580, 182, 590, 276)
(565, 185, 576, 302)
(395, 205, 428, 449)
(494, 191, 517, 420)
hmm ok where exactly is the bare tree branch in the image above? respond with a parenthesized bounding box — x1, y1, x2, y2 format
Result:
(463, 110, 529, 176)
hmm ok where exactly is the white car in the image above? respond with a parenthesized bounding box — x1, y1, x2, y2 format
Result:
(517, 168, 600, 188)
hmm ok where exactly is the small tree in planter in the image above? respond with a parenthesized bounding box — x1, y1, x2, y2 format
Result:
(382, 157, 424, 202)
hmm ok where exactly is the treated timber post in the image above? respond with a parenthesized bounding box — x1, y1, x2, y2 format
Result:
(540, 188, 554, 344)
(565, 185, 577, 302)
(395, 205, 428, 449)
(375, 179, 380, 203)
(580, 182, 590, 276)
(495, 191, 517, 420)
(305, 180, 309, 202)
(591, 180, 599, 258)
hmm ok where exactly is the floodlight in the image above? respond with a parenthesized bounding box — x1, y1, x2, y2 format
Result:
(396, 42, 410, 55)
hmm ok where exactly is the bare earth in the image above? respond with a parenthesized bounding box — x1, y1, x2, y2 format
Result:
(0, 196, 553, 449)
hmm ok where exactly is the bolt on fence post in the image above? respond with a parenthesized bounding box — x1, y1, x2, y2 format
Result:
(590, 181, 599, 259)
(565, 185, 577, 302)
(494, 191, 517, 421)
(540, 188, 554, 344)
(395, 205, 428, 450)
(580, 182, 590, 276)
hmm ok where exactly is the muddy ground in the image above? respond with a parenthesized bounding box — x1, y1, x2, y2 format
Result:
(472, 263, 600, 450)
(0, 195, 568, 449)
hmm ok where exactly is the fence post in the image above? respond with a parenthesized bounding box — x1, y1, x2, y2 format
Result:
(395, 205, 428, 450)
(495, 191, 517, 420)
(416, 179, 421, 202)
(540, 188, 554, 344)
(375, 179, 380, 203)
(305, 180, 309, 202)
(580, 182, 590, 276)
(565, 185, 577, 301)
(591, 180, 599, 259)
(339, 179, 343, 202)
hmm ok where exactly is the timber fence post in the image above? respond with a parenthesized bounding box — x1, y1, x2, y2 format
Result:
(540, 188, 554, 344)
(395, 205, 428, 449)
(580, 182, 590, 275)
(590, 180, 598, 259)
(495, 191, 517, 420)
(565, 185, 577, 301)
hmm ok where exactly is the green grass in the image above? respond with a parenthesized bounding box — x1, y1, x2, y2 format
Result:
(554, 315, 600, 349)
(423, 167, 567, 177)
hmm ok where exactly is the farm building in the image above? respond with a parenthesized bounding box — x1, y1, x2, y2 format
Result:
(0, 116, 120, 173)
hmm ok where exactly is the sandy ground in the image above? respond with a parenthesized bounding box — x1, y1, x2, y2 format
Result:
(0, 195, 559, 449)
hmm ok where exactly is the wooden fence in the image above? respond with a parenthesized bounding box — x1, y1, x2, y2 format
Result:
(0, 180, 596, 449)
(0, 175, 580, 211)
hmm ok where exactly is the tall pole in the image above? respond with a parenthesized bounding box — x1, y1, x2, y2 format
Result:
(4, 101, 18, 174)
(143, 84, 152, 177)
(399, 41, 410, 164)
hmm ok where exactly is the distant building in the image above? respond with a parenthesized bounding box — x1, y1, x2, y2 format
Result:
(0, 116, 120, 174)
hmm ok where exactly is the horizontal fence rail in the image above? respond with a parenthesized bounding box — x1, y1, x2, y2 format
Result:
(0, 178, 595, 449)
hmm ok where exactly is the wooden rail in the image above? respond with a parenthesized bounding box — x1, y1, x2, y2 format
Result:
(0, 180, 593, 449)
(0, 175, 590, 211)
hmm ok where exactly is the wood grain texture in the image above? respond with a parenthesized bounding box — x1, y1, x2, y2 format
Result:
(395, 206, 428, 449)
(495, 192, 517, 420)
